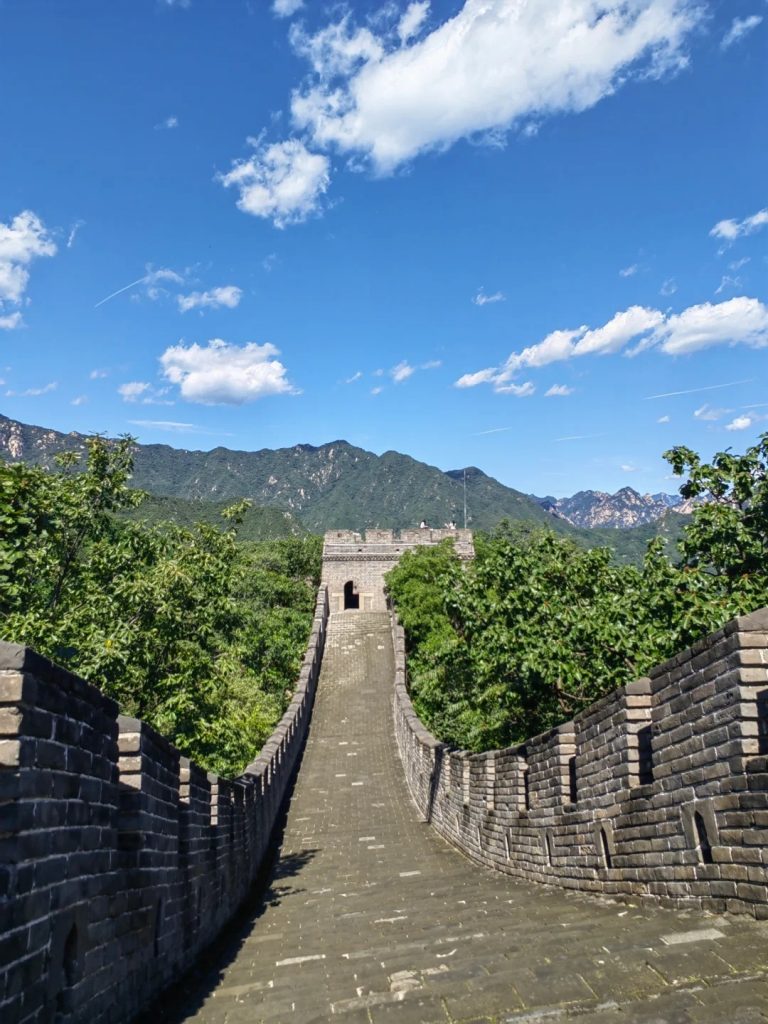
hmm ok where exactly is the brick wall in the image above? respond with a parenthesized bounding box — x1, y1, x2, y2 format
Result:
(322, 529, 474, 613)
(0, 586, 329, 1024)
(392, 608, 768, 918)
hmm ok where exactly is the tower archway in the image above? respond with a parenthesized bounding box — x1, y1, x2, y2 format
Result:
(343, 580, 360, 610)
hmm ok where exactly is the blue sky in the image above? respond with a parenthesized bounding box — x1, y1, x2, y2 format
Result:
(0, 0, 766, 497)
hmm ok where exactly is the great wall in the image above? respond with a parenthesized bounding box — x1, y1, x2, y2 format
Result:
(2, 529, 768, 1023)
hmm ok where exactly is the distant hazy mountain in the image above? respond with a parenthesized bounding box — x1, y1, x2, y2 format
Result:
(530, 486, 691, 529)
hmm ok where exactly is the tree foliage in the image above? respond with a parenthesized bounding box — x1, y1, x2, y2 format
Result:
(0, 437, 322, 776)
(386, 436, 768, 752)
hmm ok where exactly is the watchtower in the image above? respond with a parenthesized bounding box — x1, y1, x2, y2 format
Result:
(321, 527, 474, 613)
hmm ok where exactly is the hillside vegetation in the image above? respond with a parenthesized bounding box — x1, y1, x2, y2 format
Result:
(386, 435, 768, 752)
(0, 412, 681, 563)
(119, 493, 307, 541)
(0, 438, 322, 776)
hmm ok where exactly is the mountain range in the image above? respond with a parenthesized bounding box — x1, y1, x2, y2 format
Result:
(0, 414, 688, 558)
(532, 487, 693, 530)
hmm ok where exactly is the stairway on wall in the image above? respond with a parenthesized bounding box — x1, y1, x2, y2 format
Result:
(155, 612, 768, 1024)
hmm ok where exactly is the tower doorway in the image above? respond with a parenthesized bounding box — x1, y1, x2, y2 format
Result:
(344, 580, 360, 610)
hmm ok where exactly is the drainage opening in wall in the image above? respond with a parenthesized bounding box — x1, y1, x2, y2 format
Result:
(568, 755, 578, 804)
(55, 923, 79, 1019)
(522, 765, 530, 812)
(154, 898, 164, 956)
(344, 580, 360, 610)
(758, 689, 768, 755)
(637, 725, 654, 785)
(542, 830, 553, 867)
(599, 826, 613, 869)
(694, 810, 714, 865)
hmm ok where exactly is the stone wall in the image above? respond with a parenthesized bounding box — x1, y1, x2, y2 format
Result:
(392, 607, 768, 918)
(322, 528, 473, 613)
(0, 585, 329, 1024)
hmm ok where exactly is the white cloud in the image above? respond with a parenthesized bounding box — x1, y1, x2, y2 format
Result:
(160, 338, 298, 404)
(620, 464, 638, 472)
(725, 415, 752, 432)
(344, 370, 363, 384)
(619, 264, 638, 278)
(90, 368, 109, 379)
(155, 115, 179, 130)
(290, 17, 384, 78)
(710, 207, 768, 242)
(94, 266, 183, 308)
(0, 312, 23, 330)
(371, 385, 383, 395)
(721, 14, 763, 49)
(473, 288, 505, 306)
(660, 278, 677, 296)
(290, 0, 700, 174)
(657, 415, 670, 423)
(262, 252, 278, 272)
(644, 379, 752, 399)
(656, 297, 768, 355)
(694, 404, 728, 421)
(421, 359, 441, 370)
(129, 419, 199, 432)
(219, 138, 330, 228)
(118, 381, 151, 402)
(0, 210, 57, 311)
(391, 360, 415, 383)
(71, 395, 87, 406)
(117, 381, 172, 406)
(455, 367, 497, 389)
(574, 306, 664, 357)
(177, 285, 242, 313)
(545, 384, 574, 397)
(715, 274, 742, 295)
(5, 381, 57, 398)
(456, 298, 768, 389)
(398, 1, 430, 43)
(273, 0, 303, 18)
(144, 267, 185, 301)
(66, 220, 84, 249)
(496, 381, 535, 397)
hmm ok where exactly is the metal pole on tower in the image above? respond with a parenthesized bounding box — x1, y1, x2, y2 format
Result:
(463, 468, 467, 529)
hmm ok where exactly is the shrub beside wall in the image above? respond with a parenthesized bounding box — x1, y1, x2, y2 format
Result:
(0, 586, 329, 1024)
(392, 607, 768, 918)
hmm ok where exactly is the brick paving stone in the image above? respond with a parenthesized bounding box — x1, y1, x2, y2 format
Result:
(151, 613, 768, 1024)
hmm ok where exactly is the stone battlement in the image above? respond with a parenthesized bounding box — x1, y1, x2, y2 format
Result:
(392, 606, 768, 919)
(322, 528, 474, 612)
(0, 587, 329, 1024)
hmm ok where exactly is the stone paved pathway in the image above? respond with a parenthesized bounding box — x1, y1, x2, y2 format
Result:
(158, 612, 768, 1024)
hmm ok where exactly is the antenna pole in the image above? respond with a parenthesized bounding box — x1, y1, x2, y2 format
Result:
(463, 468, 467, 529)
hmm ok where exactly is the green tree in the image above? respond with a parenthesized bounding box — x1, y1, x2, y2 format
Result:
(387, 435, 768, 752)
(0, 439, 321, 776)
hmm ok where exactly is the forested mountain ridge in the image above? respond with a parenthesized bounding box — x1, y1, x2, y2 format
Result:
(0, 413, 572, 534)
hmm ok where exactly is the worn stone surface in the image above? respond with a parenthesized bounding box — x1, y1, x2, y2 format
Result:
(393, 609, 768, 918)
(155, 613, 768, 1024)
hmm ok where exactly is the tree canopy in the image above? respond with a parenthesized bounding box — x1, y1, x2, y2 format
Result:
(386, 435, 768, 752)
(0, 437, 322, 776)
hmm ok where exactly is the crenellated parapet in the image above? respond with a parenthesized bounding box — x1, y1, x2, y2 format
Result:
(392, 607, 768, 918)
(322, 528, 474, 612)
(0, 586, 329, 1024)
